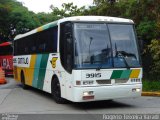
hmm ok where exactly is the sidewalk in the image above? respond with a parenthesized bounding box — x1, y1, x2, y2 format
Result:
(142, 92, 160, 97)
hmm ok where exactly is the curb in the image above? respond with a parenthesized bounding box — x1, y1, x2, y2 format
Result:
(142, 92, 160, 97)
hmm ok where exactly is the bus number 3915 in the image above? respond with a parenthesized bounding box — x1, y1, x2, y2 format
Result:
(86, 73, 101, 78)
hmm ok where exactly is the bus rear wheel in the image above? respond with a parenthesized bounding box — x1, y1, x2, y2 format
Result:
(21, 71, 28, 89)
(51, 77, 67, 104)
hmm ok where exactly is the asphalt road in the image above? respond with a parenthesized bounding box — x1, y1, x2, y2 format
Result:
(0, 78, 160, 120)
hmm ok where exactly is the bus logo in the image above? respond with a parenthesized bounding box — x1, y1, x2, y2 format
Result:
(50, 57, 58, 68)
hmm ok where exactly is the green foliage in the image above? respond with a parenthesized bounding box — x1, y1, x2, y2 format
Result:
(0, 0, 40, 42)
(0, 1, 87, 43)
(91, 0, 160, 80)
(143, 80, 160, 92)
(9, 5, 40, 34)
(89, 0, 122, 16)
(36, 12, 56, 25)
(148, 39, 160, 80)
(0, 0, 12, 41)
(137, 20, 157, 40)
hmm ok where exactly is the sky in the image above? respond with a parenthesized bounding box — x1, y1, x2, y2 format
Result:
(17, 0, 94, 13)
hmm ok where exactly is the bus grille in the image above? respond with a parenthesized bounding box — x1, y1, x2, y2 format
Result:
(115, 79, 128, 84)
(96, 79, 128, 85)
(96, 80, 111, 84)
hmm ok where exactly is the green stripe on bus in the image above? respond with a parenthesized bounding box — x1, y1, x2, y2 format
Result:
(110, 70, 123, 79)
(120, 70, 132, 79)
(37, 54, 49, 90)
(32, 55, 42, 88)
(43, 22, 57, 30)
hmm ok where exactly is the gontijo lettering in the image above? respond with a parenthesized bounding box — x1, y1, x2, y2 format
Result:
(18, 57, 29, 64)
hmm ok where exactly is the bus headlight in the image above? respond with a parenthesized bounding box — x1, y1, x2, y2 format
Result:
(83, 91, 94, 96)
(83, 80, 94, 85)
(132, 88, 141, 92)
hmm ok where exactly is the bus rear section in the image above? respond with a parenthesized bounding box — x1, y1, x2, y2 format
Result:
(0, 42, 13, 76)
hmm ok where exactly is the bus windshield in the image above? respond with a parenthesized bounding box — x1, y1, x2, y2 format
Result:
(74, 23, 140, 69)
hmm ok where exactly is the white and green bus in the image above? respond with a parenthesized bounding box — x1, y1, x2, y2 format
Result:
(13, 16, 142, 103)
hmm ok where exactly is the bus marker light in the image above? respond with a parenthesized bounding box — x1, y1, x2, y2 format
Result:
(76, 81, 81, 85)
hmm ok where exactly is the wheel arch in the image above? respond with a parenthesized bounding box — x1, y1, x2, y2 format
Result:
(51, 74, 60, 91)
(20, 70, 25, 82)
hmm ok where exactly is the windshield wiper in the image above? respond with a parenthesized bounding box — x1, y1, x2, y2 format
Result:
(116, 51, 131, 69)
(116, 51, 137, 59)
(122, 57, 130, 69)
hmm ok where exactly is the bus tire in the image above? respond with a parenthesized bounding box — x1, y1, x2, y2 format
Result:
(21, 71, 28, 89)
(51, 77, 67, 104)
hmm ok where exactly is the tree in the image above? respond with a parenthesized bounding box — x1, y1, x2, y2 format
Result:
(50, 3, 85, 18)
(0, 0, 40, 43)
(148, 39, 160, 80)
(87, 0, 160, 80)
(91, 0, 121, 16)
(0, 0, 12, 42)
(36, 12, 56, 25)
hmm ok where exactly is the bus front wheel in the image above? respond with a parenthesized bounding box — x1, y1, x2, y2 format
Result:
(51, 77, 67, 104)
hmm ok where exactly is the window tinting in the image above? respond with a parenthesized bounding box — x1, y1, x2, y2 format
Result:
(60, 22, 73, 73)
(14, 26, 58, 55)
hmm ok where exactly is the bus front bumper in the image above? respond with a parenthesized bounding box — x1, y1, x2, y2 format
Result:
(69, 84, 142, 102)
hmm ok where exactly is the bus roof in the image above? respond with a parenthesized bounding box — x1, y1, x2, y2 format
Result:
(58, 16, 133, 23)
(14, 16, 134, 40)
(0, 42, 12, 47)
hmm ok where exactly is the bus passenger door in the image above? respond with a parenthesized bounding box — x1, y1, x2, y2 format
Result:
(60, 22, 73, 99)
